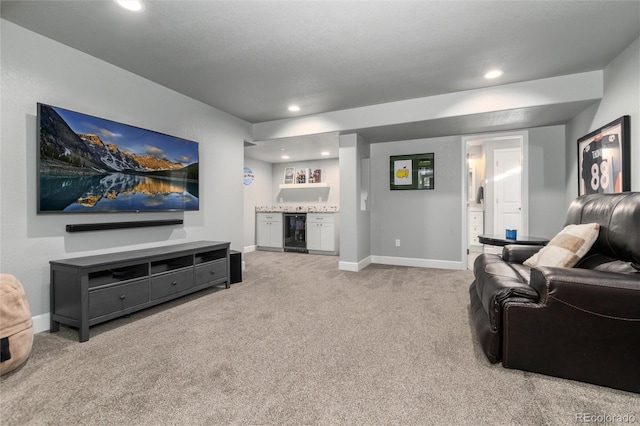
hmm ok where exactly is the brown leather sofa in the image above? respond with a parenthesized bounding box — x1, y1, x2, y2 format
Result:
(469, 192, 640, 393)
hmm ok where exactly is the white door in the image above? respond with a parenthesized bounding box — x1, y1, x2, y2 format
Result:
(494, 148, 522, 236)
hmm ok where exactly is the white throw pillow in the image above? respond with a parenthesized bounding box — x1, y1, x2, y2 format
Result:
(523, 223, 600, 268)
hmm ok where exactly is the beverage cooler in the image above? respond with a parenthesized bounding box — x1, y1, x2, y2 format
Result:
(283, 213, 307, 253)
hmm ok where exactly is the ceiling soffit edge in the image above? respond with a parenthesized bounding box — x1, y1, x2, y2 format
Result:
(252, 71, 604, 142)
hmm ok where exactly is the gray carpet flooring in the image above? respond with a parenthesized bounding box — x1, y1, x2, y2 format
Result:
(1, 251, 638, 425)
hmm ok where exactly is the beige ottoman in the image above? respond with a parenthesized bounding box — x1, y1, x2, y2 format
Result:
(0, 274, 34, 375)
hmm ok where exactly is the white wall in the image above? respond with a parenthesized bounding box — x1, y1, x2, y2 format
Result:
(480, 126, 568, 239)
(527, 125, 567, 237)
(0, 20, 251, 327)
(368, 125, 567, 269)
(356, 138, 371, 263)
(243, 157, 272, 250)
(271, 158, 340, 207)
(338, 134, 371, 271)
(566, 37, 640, 202)
(370, 136, 462, 268)
(242, 157, 339, 252)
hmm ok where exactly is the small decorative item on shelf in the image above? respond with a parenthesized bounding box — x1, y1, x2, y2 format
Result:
(296, 170, 306, 184)
(283, 167, 295, 184)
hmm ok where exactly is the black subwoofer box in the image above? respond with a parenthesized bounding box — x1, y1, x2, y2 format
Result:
(230, 250, 242, 284)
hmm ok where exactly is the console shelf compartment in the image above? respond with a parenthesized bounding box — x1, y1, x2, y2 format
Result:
(50, 240, 230, 342)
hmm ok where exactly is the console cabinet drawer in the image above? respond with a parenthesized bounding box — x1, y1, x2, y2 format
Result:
(151, 269, 194, 300)
(307, 213, 335, 224)
(89, 279, 149, 319)
(195, 260, 227, 286)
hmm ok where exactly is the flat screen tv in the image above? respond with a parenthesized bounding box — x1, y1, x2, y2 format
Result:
(37, 103, 199, 213)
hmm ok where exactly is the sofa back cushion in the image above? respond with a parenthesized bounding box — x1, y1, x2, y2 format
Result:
(575, 253, 640, 273)
(564, 192, 640, 265)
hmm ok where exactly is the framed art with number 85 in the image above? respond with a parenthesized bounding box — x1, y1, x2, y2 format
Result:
(577, 115, 630, 196)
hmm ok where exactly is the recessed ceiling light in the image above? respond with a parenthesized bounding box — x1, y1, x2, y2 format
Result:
(321, 151, 330, 156)
(115, 0, 145, 12)
(288, 105, 301, 112)
(484, 69, 503, 79)
(281, 155, 290, 160)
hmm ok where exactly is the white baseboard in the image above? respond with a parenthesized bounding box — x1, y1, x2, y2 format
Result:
(339, 256, 372, 272)
(32, 313, 50, 334)
(338, 262, 359, 272)
(371, 255, 463, 270)
(340, 255, 462, 271)
(244, 245, 257, 253)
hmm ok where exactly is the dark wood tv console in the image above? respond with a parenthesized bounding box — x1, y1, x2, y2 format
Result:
(50, 241, 230, 342)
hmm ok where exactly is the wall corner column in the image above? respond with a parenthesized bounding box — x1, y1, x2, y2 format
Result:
(339, 133, 371, 271)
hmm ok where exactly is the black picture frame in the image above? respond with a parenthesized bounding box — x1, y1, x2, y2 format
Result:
(577, 115, 630, 196)
(390, 153, 434, 190)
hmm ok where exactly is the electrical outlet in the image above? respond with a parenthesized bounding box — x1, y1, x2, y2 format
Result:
(395, 239, 401, 247)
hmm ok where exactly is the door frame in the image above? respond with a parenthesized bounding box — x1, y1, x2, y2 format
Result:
(461, 131, 529, 270)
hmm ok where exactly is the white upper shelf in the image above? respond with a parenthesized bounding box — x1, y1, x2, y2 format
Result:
(279, 183, 329, 189)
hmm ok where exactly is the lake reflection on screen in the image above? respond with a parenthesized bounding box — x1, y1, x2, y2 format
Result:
(39, 173, 199, 212)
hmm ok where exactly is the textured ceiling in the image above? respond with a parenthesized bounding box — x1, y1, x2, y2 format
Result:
(2, 1, 639, 162)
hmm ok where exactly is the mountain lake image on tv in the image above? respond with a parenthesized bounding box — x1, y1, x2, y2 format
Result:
(37, 103, 199, 213)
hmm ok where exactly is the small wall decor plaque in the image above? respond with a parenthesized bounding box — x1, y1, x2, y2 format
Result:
(243, 167, 254, 185)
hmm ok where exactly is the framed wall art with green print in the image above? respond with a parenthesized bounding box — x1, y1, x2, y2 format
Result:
(390, 153, 434, 190)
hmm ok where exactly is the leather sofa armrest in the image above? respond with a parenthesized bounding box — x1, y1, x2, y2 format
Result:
(502, 245, 542, 264)
(529, 267, 640, 318)
(473, 254, 540, 331)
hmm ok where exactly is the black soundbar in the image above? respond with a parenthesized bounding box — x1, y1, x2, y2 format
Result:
(66, 219, 183, 233)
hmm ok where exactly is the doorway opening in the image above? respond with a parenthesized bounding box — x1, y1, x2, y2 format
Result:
(462, 131, 529, 269)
